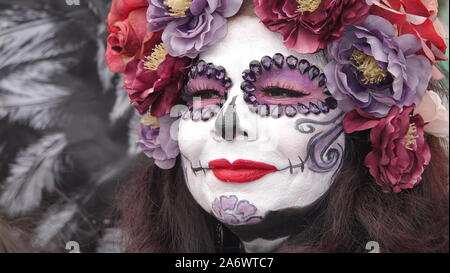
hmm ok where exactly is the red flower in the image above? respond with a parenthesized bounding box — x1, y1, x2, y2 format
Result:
(370, 0, 447, 63)
(343, 106, 431, 193)
(106, 0, 160, 73)
(253, 0, 371, 53)
(124, 53, 193, 117)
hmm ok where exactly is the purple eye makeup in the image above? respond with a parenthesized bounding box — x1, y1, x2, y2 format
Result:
(182, 54, 338, 122)
(182, 60, 232, 121)
(241, 53, 338, 118)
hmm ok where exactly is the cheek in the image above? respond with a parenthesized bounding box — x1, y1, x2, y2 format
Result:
(178, 119, 211, 158)
(256, 116, 309, 160)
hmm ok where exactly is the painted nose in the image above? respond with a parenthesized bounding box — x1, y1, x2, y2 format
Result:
(214, 96, 241, 141)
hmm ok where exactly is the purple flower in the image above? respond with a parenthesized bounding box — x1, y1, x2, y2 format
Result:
(147, 0, 243, 57)
(324, 15, 432, 118)
(212, 195, 263, 225)
(138, 114, 179, 169)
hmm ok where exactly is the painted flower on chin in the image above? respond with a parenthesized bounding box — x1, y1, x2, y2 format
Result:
(253, 0, 371, 54)
(146, 0, 243, 57)
(124, 42, 193, 116)
(106, 0, 160, 73)
(343, 105, 431, 193)
(138, 113, 180, 169)
(212, 195, 263, 225)
(325, 15, 432, 118)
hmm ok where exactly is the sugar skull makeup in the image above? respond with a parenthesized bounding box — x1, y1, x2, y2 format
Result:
(182, 55, 338, 121)
(177, 15, 345, 240)
(241, 53, 338, 118)
(181, 60, 232, 121)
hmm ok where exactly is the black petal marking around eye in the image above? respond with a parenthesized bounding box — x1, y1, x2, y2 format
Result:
(298, 59, 310, 74)
(197, 60, 206, 75)
(318, 73, 327, 87)
(206, 63, 215, 79)
(241, 81, 256, 92)
(261, 56, 272, 70)
(271, 105, 283, 118)
(215, 66, 226, 80)
(286, 55, 298, 69)
(250, 60, 263, 75)
(298, 103, 310, 115)
(242, 69, 257, 82)
(309, 102, 321, 115)
(308, 65, 320, 80)
(272, 53, 284, 68)
(259, 104, 270, 117)
(285, 105, 297, 117)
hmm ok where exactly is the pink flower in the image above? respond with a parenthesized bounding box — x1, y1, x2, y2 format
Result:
(414, 90, 449, 137)
(253, 0, 371, 53)
(343, 106, 431, 193)
(124, 51, 193, 117)
(106, 0, 161, 73)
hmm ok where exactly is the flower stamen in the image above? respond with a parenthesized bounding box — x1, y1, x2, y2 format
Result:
(164, 0, 192, 18)
(404, 122, 419, 151)
(350, 50, 388, 85)
(296, 0, 322, 13)
(141, 112, 160, 128)
(144, 43, 168, 71)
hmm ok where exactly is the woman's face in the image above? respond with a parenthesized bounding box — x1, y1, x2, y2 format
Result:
(177, 15, 345, 226)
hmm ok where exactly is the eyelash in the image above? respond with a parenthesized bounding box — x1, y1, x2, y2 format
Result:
(242, 54, 328, 100)
(242, 53, 338, 117)
(182, 55, 338, 121)
(262, 86, 310, 98)
(183, 60, 232, 108)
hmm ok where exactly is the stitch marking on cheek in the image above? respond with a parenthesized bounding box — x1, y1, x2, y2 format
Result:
(199, 160, 206, 175)
(190, 161, 197, 176)
(297, 156, 305, 172)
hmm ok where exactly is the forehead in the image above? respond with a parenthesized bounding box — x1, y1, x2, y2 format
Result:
(199, 15, 328, 72)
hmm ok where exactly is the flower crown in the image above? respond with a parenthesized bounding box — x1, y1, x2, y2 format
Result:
(105, 0, 448, 193)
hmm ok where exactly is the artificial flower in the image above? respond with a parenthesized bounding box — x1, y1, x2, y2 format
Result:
(369, 0, 447, 64)
(414, 90, 449, 137)
(253, 0, 371, 54)
(138, 113, 180, 169)
(147, 0, 243, 57)
(325, 15, 432, 118)
(124, 40, 192, 117)
(124, 42, 193, 117)
(343, 105, 431, 193)
(106, 0, 160, 73)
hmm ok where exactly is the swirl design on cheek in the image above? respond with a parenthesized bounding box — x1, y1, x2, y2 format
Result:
(295, 112, 345, 173)
(242, 53, 338, 118)
(182, 60, 232, 122)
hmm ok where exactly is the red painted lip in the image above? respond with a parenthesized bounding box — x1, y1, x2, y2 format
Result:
(208, 159, 278, 183)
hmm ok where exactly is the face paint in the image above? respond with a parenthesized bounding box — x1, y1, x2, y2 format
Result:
(182, 60, 232, 121)
(177, 15, 345, 232)
(241, 54, 338, 118)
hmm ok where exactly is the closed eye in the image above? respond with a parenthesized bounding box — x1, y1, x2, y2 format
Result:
(191, 89, 221, 100)
(262, 87, 310, 99)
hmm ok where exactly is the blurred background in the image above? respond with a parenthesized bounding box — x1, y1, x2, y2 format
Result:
(0, 0, 448, 253)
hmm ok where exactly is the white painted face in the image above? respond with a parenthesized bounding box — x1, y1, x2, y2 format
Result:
(177, 15, 345, 226)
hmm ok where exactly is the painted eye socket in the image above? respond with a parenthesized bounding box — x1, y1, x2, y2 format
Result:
(241, 53, 338, 117)
(183, 60, 231, 108)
